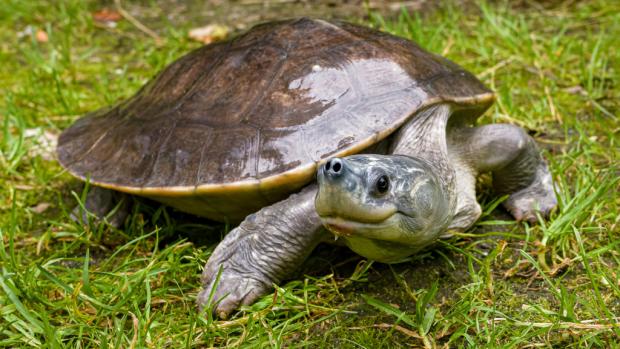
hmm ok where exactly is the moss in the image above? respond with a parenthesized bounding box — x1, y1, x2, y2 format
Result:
(1, 0, 618, 347)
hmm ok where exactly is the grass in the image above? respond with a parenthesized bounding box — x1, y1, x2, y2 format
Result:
(1, 0, 619, 347)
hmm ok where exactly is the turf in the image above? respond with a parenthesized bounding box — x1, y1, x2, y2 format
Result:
(1, 0, 619, 347)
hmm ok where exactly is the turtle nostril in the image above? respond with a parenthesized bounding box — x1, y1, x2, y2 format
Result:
(332, 161, 341, 173)
(324, 158, 344, 178)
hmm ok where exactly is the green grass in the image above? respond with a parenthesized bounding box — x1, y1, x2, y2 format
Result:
(1, 0, 619, 347)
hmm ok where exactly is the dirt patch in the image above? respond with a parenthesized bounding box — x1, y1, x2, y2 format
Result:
(121, 0, 439, 31)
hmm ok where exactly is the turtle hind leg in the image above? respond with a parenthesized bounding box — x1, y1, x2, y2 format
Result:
(70, 186, 130, 228)
(451, 124, 557, 224)
(491, 133, 557, 223)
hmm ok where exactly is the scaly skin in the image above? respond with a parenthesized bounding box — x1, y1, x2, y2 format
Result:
(447, 123, 557, 227)
(73, 104, 557, 318)
(197, 185, 328, 318)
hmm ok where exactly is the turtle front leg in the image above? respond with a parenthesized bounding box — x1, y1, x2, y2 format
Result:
(451, 124, 557, 223)
(198, 184, 328, 319)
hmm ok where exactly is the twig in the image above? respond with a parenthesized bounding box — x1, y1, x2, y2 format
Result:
(491, 317, 620, 330)
(544, 84, 562, 124)
(441, 35, 454, 56)
(129, 311, 139, 349)
(478, 58, 513, 79)
(114, 0, 163, 44)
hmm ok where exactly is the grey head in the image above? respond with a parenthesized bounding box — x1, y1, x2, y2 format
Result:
(315, 154, 453, 263)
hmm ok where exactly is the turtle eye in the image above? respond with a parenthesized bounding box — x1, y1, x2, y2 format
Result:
(375, 175, 390, 194)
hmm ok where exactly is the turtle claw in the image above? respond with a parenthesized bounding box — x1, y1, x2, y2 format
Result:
(503, 163, 557, 223)
(197, 224, 275, 319)
(198, 270, 269, 319)
(506, 197, 556, 223)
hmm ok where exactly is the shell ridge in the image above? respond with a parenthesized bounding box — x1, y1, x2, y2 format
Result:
(235, 46, 290, 180)
(142, 118, 179, 187)
(253, 127, 261, 182)
(171, 40, 233, 113)
(194, 125, 214, 188)
(342, 53, 366, 100)
(298, 125, 314, 164)
(240, 46, 289, 129)
(60, 112, 122, 168)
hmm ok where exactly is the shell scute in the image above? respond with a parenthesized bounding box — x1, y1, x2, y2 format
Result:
(58, 18, 493, 207)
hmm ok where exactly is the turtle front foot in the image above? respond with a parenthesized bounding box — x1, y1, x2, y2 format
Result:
(502, 162, 557, 223)
(197, 223, 274, 319)
(198, 256, 271, 319)
(196, 185, 325, 319)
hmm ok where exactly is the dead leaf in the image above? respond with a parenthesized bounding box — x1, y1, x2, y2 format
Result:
(549, 258, 571, 277)
(93, 8, 122, 23)
(188, 24, 230, 44)
(35, 29, 48, 43)
(563, 85, 587, 96)
(31, 202, 51, 214)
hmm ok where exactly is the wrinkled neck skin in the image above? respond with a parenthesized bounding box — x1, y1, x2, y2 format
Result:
(316, 104, 457, 263)
(389, 104, 456, 196)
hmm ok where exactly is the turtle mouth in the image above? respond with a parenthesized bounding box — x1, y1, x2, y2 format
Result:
(314, 186, 398, 226)
(322, 214, 425, 262)
(321, 216, 393, 237)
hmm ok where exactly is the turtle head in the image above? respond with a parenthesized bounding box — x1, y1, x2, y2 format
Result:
(315, 154, 452, 263)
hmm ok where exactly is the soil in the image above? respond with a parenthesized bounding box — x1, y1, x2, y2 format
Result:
(123, 0, 439, 31)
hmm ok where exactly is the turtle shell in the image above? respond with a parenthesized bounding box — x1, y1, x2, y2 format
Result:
(58, 18, 493, 221)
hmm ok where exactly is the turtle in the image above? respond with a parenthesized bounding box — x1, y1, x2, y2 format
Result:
(57, 18, 557, 318)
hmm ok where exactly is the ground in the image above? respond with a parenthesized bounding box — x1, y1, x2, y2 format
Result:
(0, 0, 619, 347)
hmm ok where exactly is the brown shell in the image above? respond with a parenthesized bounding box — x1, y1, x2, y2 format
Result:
(58, 18, 493, 221)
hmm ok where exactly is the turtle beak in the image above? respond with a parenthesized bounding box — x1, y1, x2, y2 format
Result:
(315, 157, 361, 219)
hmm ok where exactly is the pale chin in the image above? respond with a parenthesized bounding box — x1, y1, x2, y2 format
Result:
(321, 215, 415, 263)
(321, 216, 389, 238)
(342, 235, 416, 263)
(319, 213, 442, 263)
